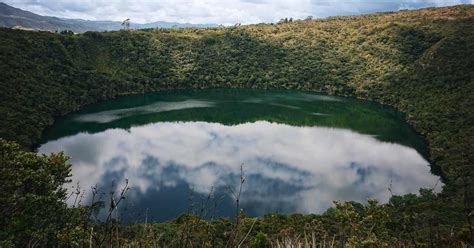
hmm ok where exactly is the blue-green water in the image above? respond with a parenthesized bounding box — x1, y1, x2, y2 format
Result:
(39, 89, 439, 222)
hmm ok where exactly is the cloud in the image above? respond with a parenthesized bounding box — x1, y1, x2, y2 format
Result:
(4, 0, 472, 24)
(39, 121, 441, 219)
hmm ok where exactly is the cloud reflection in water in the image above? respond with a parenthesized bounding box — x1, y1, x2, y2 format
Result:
(39, 121, 439, 220)
(76, 100, 214, 123)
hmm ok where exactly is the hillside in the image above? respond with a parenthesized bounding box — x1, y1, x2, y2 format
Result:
(0, 4, 473, 246)
(1, 4, 473, 173)
(0, 2, 217, 32)
(0, 2, 92, 32)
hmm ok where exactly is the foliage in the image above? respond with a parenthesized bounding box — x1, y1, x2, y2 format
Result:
(0, 4, 473, 246)
(0, 139, 88, 246)
(252, 231, 270, 248)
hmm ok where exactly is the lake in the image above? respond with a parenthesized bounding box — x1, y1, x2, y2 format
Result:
(38, 89, 440, 222)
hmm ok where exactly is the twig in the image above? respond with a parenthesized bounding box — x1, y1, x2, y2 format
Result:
(237, 217, 258, 248)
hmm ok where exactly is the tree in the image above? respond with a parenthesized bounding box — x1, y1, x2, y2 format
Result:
(0, 140, 84, 247)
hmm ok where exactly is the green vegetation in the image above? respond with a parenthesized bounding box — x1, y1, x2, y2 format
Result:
(0, 4, 473, 246)
(0, 140, 84, 246)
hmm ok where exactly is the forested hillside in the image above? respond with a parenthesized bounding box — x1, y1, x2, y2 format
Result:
(1, 5, 473, 246)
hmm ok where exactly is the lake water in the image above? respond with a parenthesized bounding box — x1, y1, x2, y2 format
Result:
(39, 89, 440, 222)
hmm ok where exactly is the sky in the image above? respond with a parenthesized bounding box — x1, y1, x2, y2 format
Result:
(4, 0, 473, 25)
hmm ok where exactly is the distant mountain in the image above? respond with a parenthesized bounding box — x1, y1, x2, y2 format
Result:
(0, 2, 93, 32)
(0, 2, 218, 32)
(63, 19, 218, 31)
(133, 21, 219, 29)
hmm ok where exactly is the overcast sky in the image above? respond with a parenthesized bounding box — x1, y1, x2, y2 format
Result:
(4, 0, 473, 24)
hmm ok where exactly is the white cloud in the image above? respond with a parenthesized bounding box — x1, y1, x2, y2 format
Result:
(39, 121, 441, 216)
(4, 0, 472, 24)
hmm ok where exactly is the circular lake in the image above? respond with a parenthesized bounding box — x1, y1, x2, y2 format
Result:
(39, 89, 440, 222)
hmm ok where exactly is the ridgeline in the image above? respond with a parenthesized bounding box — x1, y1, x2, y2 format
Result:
(1, 5, 473, 246)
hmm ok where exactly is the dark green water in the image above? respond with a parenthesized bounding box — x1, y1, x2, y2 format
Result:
(39, 89, 439, 222)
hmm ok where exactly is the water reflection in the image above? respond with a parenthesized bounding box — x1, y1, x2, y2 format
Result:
(39, 121, 439, 221)
(76, 100, 214, 123)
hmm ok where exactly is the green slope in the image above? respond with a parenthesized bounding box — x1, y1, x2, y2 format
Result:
(1, 5, 474, 246)
(1, 5, 472, 181)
